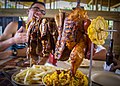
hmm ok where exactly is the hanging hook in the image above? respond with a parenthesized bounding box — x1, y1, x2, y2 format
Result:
(76, 0, 80, 7)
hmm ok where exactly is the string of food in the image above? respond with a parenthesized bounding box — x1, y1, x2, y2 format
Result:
(12, 6, 109, 86)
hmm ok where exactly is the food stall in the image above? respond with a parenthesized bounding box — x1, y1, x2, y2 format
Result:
(0, 0, 120, 86)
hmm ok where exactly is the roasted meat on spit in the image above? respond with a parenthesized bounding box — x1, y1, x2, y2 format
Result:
(26, 18, 58, 65)
(55, 8, 92, 76)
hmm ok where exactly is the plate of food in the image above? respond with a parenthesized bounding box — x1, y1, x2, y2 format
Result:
(65, 58, 94, 68)
(91, 71, 120, 86)
(11, 65, 57, 85)
(42, 69, 88, 86)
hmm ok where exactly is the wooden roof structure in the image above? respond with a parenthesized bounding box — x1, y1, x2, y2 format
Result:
(0, 0, 119, 8)
(0, 0, 120, 21)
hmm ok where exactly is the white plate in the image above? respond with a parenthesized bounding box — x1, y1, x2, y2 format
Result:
(11, 65, 58, 85)
(91, 71, 120, 86)
(65, 58, 95, 68)
(80, 59, 94, 67)
(11, 69, 44, 86)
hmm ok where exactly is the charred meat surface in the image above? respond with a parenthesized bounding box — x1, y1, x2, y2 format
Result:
(26, 18, 58, 65)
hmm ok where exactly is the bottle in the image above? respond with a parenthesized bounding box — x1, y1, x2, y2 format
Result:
(106, 39, 114, 66)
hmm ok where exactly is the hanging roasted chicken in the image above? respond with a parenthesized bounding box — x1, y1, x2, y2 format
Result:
(26, 18, 58, 66)
(54, 8, 92, 76)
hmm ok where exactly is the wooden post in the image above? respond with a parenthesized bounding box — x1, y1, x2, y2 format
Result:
(108, 0, 111, 11)
(5, 0, 7, 8)
(50, 0, 51, 9)
(53, 0, 55, 9)
(92, 0, 94, 10)
(95, 0, 98, 11)
(113, 21, 120, 58)
(100, 0, 103, 11)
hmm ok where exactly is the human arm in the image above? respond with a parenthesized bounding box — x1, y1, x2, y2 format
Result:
(0, 26, 27, 52)
(110, 58, 120, 71)
(0, 22, 17, 51)
(0, 22, 18, 41)
(0, 37, 16, 52)
(0, 47, 27, 60)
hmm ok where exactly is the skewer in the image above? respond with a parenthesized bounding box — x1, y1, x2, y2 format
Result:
(76, 0, 80, 7)
(30, 56, 32, 67)
(106, 30, 117, 32)
(98, 28, 117, 32)
(88, 43, 94, 86)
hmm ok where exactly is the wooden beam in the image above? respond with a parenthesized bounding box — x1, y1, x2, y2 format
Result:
(92, 0, 94, 10)
(0, 8, 120, 21)
(100, 0, 103, 11)
(87, 10, 120, 21)
(88, 0, 93, 5)
(49, 0, 51, 9)
(0, 8, 27, 16)
(108, 0, 111, 11)
(95, 0, 98, 11)
(111, 3, 120, 8)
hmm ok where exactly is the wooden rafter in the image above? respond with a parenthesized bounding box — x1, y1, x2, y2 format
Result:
(111, 2, 120, 8)
(0, 0, 120, 8)
(0, 8, 120, 21)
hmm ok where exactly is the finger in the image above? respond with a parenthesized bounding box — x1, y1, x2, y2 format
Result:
(20, 26, 27, 33)
(15, 33, 26, 37)
(17, 26, 27, 33)
(22, 26, 27, 33)
(22, 37, 28, 43)
(18, 36, 28, 43)
(17, 26, 24, 33)
(20, 33, 27, 36)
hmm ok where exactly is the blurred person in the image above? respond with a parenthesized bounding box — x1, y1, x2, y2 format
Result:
(84, 44, 107, 61)
(93, 45, 107, 60)
(0, 26, 27, 51)
(110, 57, 120, 71)
(0, 1, 46, 59)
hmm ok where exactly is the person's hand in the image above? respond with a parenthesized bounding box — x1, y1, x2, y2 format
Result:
(13, 26, 28, 44)
(17, 26, 27, 33)
(110, 58, 120, 71)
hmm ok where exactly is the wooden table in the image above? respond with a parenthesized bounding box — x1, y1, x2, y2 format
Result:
(0, 56, 105, 86)
(56, 60, 105, 75)
(1, 57, 120, 86)
(0, 56, 105, 74)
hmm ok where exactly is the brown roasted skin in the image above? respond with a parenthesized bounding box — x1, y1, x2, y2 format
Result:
(27, 18, 42, 64)
(55, 8, 92, 76)
(27, 18, 57, 65)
